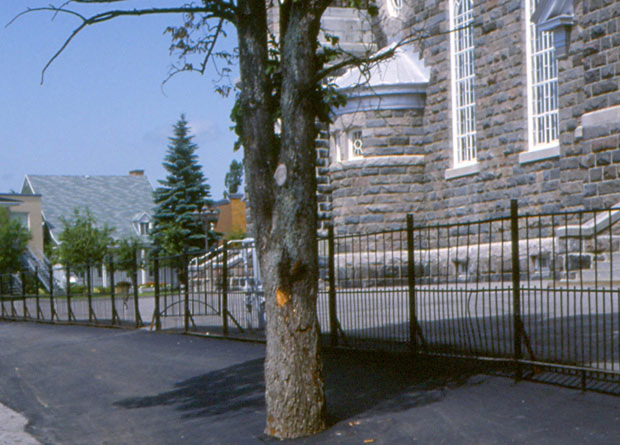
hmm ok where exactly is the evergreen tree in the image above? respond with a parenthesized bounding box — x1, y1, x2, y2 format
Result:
(224, 159, 244, 197)
(151, 115, 212, 255)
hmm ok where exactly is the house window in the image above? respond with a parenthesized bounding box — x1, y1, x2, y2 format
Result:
(10, 212, 30, 229)
(526, 0, 559, 150)
(450, 0, 477, 166)
(139, 222, 150, 235)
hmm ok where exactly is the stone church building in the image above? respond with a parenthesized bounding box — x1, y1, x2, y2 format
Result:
(296, 0, 620, 235)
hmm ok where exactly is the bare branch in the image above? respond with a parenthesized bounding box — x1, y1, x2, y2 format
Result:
(40, 18, 88, 84)
(6, 7, 87, 27)
(10, 2, 237, 83)
(199, 17, 224, 75)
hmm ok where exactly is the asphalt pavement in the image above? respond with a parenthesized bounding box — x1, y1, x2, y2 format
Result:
(1, 321, 620, 444)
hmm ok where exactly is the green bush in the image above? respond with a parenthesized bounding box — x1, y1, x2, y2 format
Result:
(68, 284, 86, 295)
(93, 286, 110, 295)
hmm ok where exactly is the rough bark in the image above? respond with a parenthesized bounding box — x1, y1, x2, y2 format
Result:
(237, 0, 329, 439)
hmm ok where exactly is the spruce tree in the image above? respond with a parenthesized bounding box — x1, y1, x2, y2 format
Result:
(151, 115, 211, 255)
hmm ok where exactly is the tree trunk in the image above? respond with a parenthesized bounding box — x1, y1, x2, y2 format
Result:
(237, 0, 329, 439)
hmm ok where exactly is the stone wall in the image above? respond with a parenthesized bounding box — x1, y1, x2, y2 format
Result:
(330, 155, 425, 235)
(319, 0, 620, 235)
(328, 107, 426, 234)
(573, 0, 620, 211)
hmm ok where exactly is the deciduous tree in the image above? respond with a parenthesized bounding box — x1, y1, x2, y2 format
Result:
(0, 208, 31, 274)
(54, 208, 114, 268)
(15, 1, 404, 438)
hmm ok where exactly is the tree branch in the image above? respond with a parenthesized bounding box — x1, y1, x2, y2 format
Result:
(9, 2, 236, 84)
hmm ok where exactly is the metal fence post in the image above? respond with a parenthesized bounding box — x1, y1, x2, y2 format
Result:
(407, 214, 418, 355)
(9, 276, 15, 317)
(510, 199, 523, 381)
(0, 275, 4, 318)
(49, 263, 57, 321)
(132, 248, 142, 328)
(222, 241, 229, 336)
(66, 263, 75, 322)
(35, 266, 42, 321)
(183, 252, 190, 333)
(86, 263, 93, 323)
(154, 256, 161, 331)
(109, 257, 118, 325)
(21, 271, 27, 319)
(328, 225, 338, 346)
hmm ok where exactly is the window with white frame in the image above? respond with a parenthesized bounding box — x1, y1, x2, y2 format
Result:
(526, 0, 559, 150)
(139, 222, 150, 236)
(334, 129, 364, 162)
(386, 0, 403, 17)
(349, 129, 364, 160)
(450, 0, 477, 166)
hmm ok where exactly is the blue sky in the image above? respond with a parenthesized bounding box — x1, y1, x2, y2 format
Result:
(0, 2, 241, 200)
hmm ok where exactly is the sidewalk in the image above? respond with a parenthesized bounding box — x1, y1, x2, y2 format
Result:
(0, 402, 41, 445)
(0, 321, 619, 444)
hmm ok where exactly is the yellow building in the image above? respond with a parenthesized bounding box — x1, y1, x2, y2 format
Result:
(214, 194, 246, 239)
(0, 194, 44, 257)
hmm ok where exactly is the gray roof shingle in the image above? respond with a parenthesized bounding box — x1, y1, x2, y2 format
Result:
(23, 175, 154, 242)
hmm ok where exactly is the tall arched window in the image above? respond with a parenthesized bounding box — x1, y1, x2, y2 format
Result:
(386, 0, 403, 17)
(450, 0, 477, 166)
(525, 0, 559, 150)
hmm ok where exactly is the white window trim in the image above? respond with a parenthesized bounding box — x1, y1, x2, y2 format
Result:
(348, 129, 364, 160)
(519, 144, 559, 164)
(333, 129, 364, 162)
(449, 0, 477, 168)
(332, 131, 343, 163)
(386, 0, 403, 17)
(525, 0, 560, 153)
(445, 162, 481, 180)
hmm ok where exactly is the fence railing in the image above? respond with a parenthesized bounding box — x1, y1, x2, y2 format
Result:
(0, 239, 265, 336)
(3, 201, 620, 392)
(317, 200, 620, 391)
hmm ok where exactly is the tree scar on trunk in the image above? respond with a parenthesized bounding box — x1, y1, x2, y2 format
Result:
(276, 257, 307, 307)
(276, 286, 291, 307)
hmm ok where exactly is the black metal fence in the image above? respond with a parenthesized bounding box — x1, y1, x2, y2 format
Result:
(0, 239, 264, 337)
(317, 201, 620, 391)
(3, 201, 620, 392)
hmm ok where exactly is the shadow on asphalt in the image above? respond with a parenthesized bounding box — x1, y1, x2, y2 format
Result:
(114, 357, 266, 418)
(320, 350, 485, 426)
(114, 348, 486, 428)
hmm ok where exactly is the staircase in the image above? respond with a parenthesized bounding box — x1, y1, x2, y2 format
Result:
(20, 249, 64, 294)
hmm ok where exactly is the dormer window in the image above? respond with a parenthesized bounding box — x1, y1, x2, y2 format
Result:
(139, 222, 150, 235)
(132, 212, 152, 237)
